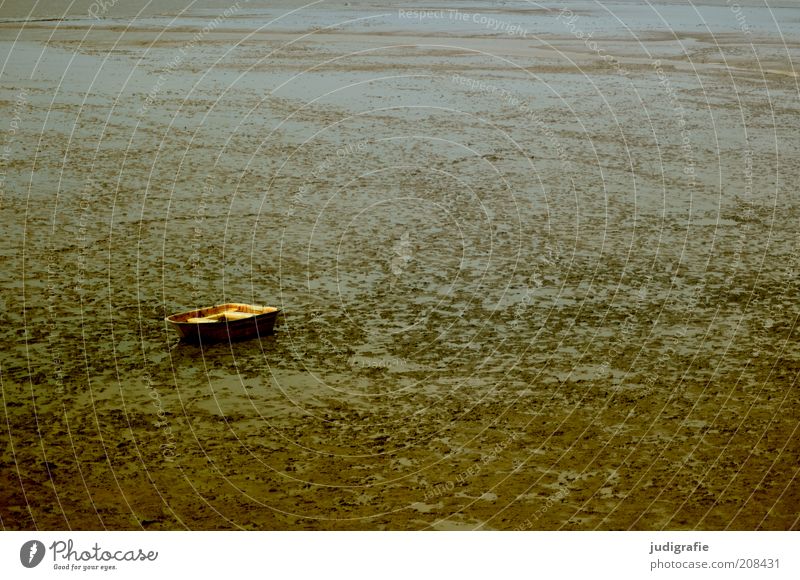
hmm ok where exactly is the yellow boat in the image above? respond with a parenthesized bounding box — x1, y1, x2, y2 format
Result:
(166, 303, 280, 343)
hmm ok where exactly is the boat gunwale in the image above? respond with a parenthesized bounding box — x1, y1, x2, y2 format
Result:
(165, 303, 280, 326)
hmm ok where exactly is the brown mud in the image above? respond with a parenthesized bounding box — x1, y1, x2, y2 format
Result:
(1, 3, 798, 530)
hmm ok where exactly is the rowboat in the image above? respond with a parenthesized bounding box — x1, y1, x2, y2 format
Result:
(165, 303, 280, 343)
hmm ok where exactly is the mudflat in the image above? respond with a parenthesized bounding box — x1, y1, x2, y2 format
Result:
(1, 1, 798, 530)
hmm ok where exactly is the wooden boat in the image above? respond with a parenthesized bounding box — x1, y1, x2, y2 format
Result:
(166, 303, 280, 343)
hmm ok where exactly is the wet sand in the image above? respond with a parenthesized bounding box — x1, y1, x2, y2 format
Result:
(1, 1, 799, 530)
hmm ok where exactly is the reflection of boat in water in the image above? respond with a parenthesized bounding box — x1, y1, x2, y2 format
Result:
(165, 303, 280, 343)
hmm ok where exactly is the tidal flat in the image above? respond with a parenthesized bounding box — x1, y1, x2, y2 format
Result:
(0, 0, 798, 530)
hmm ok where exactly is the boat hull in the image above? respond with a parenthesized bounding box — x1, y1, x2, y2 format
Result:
(165, 303, 280, 344)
